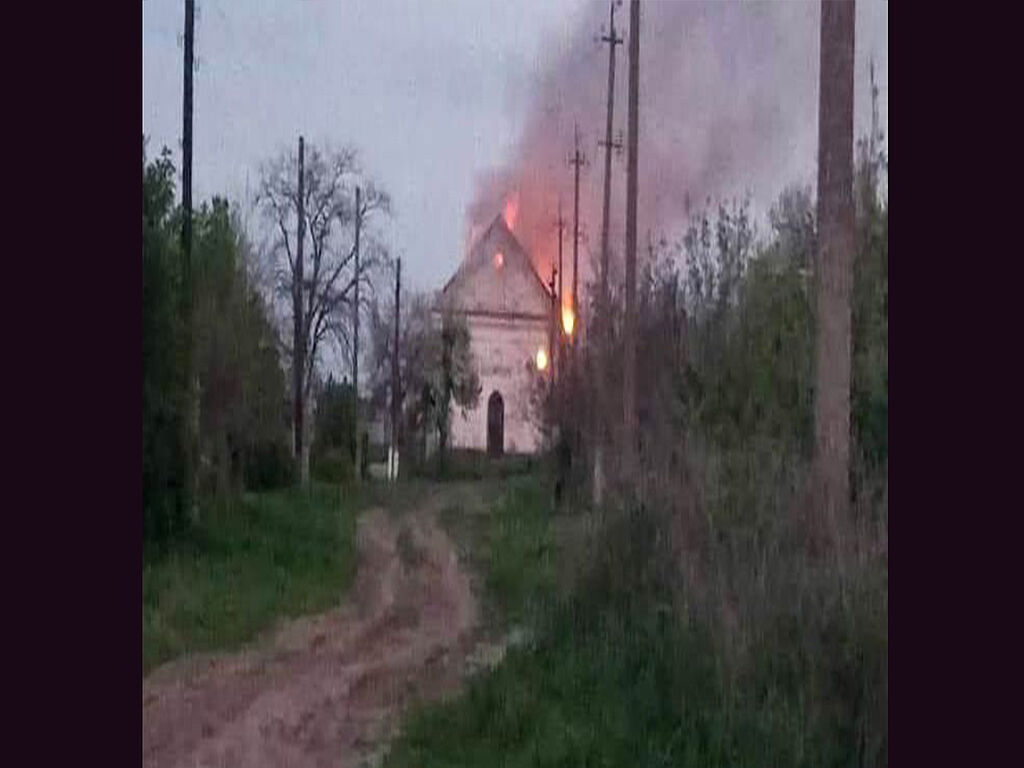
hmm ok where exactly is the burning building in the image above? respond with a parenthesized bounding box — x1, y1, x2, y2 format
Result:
(437, 212, 553, 456)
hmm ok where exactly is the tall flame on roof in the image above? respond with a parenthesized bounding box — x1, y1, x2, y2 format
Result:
(561, 305, 575, 336)
(504, 191, 519, 231)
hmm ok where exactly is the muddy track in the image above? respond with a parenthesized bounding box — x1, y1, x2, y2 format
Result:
(142, 485, 486, 768)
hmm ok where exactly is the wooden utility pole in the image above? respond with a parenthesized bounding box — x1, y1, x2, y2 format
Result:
(548, 266, 558, 383)
(555, 200, 566, 362)
(570, 124, 585, 333)
(353, 186, 362, 483)
(181, 0, 196, 515)
(293, 136, 307, 485)
(557, 199, 565, 320)
(181, 0, 194, 294)
(623, 0, 640, 475)
(390, 257, 402, 481)
(813, 0, 856, 547)
(595, 0, 623, 507)
(598, 0, 623, 328)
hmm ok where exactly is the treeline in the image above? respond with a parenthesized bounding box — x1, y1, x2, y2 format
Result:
(366, 293, 481, 477)
(564, 106, 888, 507)
(144, 132, 425, 548)
(143, 139, 293, 548)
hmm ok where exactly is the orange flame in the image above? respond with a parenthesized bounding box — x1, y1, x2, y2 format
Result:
(504, 191, 519, 231)
(561, 306, 575, 336)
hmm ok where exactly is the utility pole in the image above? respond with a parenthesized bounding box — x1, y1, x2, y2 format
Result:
(567, 124, 587, 463)
(598, 0, 623, 331)
(294, 137, 307, 486)
(390, 256, 401, 482)
(570, 123, 586, 334)
(181, 0, 196, 517)
(548, 266, 558, 383)
(594, 0, 623, 507)
(182, 0, 194, 309)
(556, 198, 565, 321)
(813, 0, 856, 550)
(554, 199, 566, 347)
(623, 0, 640, 478)
(353, 186, 362, 483)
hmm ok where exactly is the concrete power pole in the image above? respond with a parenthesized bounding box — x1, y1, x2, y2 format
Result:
(353, 186, 362, 483)
(813, 0, 856, 549)
(181, 0, 197, 517)
(390, 257, 401, 481)
(623, 0, 640, 478)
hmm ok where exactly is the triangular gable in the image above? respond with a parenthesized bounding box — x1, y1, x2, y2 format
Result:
(441, 215, 552, 318)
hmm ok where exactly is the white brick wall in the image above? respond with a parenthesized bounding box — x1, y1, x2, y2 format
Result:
(440, 215, 554, 455)
(449, 314, 549, 454)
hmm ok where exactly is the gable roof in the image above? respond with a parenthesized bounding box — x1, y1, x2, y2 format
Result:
(440, 215, 552, 319)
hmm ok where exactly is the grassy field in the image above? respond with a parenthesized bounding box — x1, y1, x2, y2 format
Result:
(438, 476, 559, 625)
(387, 473, 888, 768)
(142, 483, 375, 676)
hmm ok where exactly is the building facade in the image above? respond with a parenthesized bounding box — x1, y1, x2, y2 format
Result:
(437, 215, 553, 455)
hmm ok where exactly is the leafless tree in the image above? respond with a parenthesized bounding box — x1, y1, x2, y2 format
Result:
(255, 141, 391, 484)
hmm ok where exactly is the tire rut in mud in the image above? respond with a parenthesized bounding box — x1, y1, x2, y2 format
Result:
(142, 487, 481, 768)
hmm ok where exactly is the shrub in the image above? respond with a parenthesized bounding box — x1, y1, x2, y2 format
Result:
(242, 440, 294, 490)
(311, 446, 354, 484)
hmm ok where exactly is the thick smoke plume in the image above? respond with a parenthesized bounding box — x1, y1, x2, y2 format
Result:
(466, 1, 828, 308)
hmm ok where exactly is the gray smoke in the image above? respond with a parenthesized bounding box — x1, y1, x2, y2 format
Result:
(466, 1, 883, 301)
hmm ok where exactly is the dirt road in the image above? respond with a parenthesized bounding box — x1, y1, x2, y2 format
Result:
(142, 484, 488, 768)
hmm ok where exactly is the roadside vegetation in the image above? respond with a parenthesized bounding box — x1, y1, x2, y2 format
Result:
(437, 477, 560, 626)
(144, 25, 885, 763)
(387, 105, 887, 767)
(142, 483, 374, 676)
(143, 138, 395, 678)
(389, 471, 885, 768)
(420, 450, 540, 483)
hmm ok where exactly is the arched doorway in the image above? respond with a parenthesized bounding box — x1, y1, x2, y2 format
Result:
(487, 391, 504, 457)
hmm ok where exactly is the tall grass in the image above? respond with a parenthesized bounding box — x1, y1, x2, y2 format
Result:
(387, 450, 887, 767)
(142, 484, 366, 676)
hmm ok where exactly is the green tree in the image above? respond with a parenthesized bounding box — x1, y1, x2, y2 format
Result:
(143, 139, 188, 545)
(366, 294, 480, 474)
(308, 376, 357, 482)
(192, 198, 291, 496)
(435, 311, 482, 473)
(852, 59, 888, 498)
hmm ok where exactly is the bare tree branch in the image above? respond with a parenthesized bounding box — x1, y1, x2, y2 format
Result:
(254, 140, 393, 427)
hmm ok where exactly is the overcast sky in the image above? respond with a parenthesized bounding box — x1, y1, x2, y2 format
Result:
(143, 0, 887, 294)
